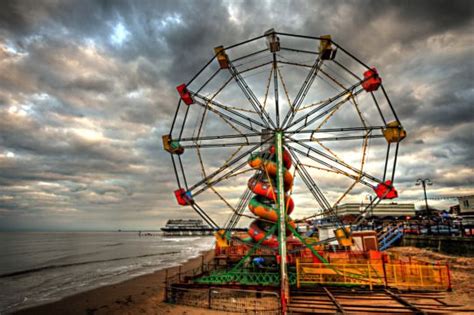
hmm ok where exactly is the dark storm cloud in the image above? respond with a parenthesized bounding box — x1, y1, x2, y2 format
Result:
(0, 0, 473, 230)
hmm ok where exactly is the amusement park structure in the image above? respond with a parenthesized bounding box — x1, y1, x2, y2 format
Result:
(161, 29, 426, 312)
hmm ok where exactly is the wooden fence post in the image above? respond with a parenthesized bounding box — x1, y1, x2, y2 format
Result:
(446, 263, 452, 292)
(296, 258, 300, 288)
(368, 262, 373, 290)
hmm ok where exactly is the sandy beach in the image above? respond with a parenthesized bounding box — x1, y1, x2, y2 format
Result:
(13, 249, 233, 315)
(14, 246, 474, 314)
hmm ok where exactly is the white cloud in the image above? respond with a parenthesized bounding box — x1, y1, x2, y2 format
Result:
(110, 22, 130, 46)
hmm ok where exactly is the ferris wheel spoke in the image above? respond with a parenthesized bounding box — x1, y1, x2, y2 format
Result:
(192, 160, 248, 197)
(309, 94, 362, 137)
(287, 140, 377, 188)
(289, 144, 380, 230)
(187, 140, 268, 195)
(227, 59, 277, 129)
(191, 202, 220, 229)
(285, 126, 385, 135)
(236, 60, 274, 76)
(179, 131, 265, 143)
(287, 148, 331, 212)
(224, 173, 268, 231)
(277, 61, 351, 98)
(192, 92, 268, 129)
(286, 86, 356, 132)
(318, 67, 352, 93)
(291, 134, 384, 143)
(271, 45, 280, 126)
(287, 147, 347, 229)
(281, 57, 323, 128)
(192, 98, 261, 133)
(293, 91, 367, 134)
(289, 137, 380, 186)
(282, 60, 355, 94)
(288, 85, 365, 133)
(276, 65, 294, 112)
(306, 124, 383, 142)
(225, 183, 256, 230)
(181, 141, 263, 149)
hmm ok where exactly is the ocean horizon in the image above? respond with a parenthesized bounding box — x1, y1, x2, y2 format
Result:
(0, 231, 214, 313)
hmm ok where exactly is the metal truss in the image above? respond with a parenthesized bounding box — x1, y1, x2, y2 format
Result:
(165, 30, 405, 253)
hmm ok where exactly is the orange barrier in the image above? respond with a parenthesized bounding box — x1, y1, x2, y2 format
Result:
(296, 258, 451, 291)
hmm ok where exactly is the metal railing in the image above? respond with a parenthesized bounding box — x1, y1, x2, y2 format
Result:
(166, 285, 281, 314)
(296, 261, 384, 290)
(164, 259, 222, 288)
(384, 263, 451, 290)
(162, 257, 281, 313)
(296, 259, 451, 291)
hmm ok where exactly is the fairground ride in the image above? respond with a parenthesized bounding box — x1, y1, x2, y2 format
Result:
(163, 29, 406, 309)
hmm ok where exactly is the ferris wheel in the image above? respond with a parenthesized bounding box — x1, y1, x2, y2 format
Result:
(163, 29, 406, 249)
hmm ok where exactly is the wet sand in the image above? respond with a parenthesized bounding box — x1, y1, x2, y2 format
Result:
(13, 249, 236, 315)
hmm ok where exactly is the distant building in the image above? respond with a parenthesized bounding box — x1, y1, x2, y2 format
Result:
(458, 195, 474, 215)
(160, 219, 213, 236)
(457, 195, 474, 227)
(333, 202, 416, 218)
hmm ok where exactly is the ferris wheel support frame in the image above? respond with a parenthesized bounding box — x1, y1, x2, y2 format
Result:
(163, 30, 407, 313)
(166, 30, 405, 230)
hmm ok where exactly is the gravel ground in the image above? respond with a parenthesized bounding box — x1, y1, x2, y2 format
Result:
(387, 246, 474, 308)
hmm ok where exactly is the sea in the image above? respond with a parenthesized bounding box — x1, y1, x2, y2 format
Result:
(0, 232, 214, 314)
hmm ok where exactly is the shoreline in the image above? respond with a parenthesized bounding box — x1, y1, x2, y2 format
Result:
(12, 246, 474, 314)
(14, 249, 216, 315)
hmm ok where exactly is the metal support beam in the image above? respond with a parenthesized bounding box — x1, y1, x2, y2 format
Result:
(324, 287, 346, 314)
(384, 289, 427, 315)
(228, 60, 276, 129)
(188, 141, 267, 193)
(287, 138, 380, 186)
(275, 131, 289, 311)
(192, 92, 268, 130)
(273, 51, 280, 127)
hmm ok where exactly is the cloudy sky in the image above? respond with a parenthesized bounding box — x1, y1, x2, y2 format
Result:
(0, 0, 473, 231)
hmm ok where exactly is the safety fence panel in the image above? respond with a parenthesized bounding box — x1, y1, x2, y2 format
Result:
(385, 263, 451, 290)
(296, 259, 451, 291)
(296, 261, 385, 290)
(166, 285, 281, 314)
